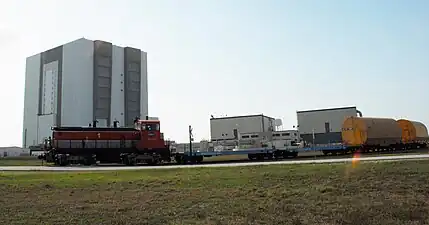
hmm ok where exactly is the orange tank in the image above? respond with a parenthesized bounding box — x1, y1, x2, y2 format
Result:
(341, 117, 402, 147)
(396, 119, 429, 143)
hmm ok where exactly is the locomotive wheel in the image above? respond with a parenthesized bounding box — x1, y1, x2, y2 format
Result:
(195, 156, 203, 163)
(147, 158, 160, 166)
(122, 155, 136, 166)
(55, 155, 69, 166)
(175, 155, 186, 164)
(82, 156, 95, 166)
(248, 154, 257, 160)
(273, 152, 283, 160)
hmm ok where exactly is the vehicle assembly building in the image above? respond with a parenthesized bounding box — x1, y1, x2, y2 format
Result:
(23, 38, 148, 148)
(296, 106, 362, 145)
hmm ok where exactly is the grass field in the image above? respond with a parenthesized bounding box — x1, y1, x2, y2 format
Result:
(0, 156, 49, 166)
(1, 160, 429, 225)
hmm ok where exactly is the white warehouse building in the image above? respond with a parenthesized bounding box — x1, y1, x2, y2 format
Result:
(296, 106, 362, 145)
(210, 114, 276, 142)
(23, 38, 148, 148)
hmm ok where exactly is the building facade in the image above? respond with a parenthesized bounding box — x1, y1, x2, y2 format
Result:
(23, 38, 148, 147)
(210, 114, 275, 142)
(296, 106, 362, 145)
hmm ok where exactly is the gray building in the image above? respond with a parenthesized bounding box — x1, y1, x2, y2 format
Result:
(23, 38, 148, 147)
(296, 106, 362, 145)
(210, 114, 275, 142)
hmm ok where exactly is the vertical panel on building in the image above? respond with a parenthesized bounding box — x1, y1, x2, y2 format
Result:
(111, 46, 125, 126)
(23, 53, 42, 147)
(93, 40, 113, 127)
(61, 38, 95, 127)
(41, 61, 59, 115)
(140, 51, 148, 119)
(124, 47, 142, 127)
(39, 46, 63, 126)
(37, 114, 55, 144)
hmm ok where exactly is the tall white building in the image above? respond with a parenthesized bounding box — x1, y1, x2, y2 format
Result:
(23, 38, 148, 148)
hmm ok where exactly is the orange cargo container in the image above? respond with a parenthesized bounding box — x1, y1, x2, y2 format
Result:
(341, 117, 402, 147)
(396, 119, 429, 143)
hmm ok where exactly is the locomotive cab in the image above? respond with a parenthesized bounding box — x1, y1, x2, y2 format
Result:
(134, 120, 166, 149)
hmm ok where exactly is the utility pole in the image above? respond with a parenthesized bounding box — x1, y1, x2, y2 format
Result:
(189, 125, 194, 156)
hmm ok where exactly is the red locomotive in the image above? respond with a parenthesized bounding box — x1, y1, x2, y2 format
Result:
(42, 118, 172, 166)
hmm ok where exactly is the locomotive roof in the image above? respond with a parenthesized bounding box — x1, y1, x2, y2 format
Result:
(52, 127, 139, 132)
(138, 119, 160, 122)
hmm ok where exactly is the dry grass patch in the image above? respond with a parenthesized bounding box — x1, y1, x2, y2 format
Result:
(1, 160, 429, 225)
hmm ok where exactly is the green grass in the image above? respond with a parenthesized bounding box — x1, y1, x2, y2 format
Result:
(1, 160, 429, 225)
(0, 156, 49, 166)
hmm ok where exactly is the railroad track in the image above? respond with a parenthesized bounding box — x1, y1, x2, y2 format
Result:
(1, 153, 429, 171)
(2, 147, 427, 170)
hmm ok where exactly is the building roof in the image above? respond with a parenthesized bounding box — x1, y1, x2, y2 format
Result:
(210, 114, 275, 121)
(296, 106, 357, 114)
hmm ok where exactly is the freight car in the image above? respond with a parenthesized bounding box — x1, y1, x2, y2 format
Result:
(341, 116, 428, 152)
(396, 119, 429, 149)
(341, 116, 403, 152)
(39, 118, 177, 166)
(38, 115, 428, 166)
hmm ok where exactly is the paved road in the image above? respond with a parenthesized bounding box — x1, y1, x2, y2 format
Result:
(1, 154, 429, 172)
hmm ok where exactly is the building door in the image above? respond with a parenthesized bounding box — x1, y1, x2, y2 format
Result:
(325, 122, 330, 133)
(233, 129, 238, 139)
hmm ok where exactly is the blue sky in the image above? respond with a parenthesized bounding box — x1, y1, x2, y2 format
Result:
(1, 0, 428, 146)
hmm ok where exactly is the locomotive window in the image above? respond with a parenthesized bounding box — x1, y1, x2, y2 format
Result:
(142, 123, 160, 131)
